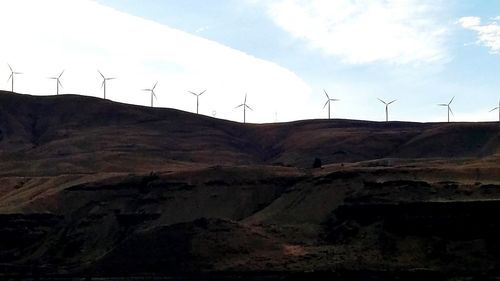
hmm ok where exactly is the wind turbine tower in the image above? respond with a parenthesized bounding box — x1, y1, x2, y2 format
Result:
(188, 90, 206, 114)
(98, 70, 115, 99)
(49, 70, 64, 95)
(142, 82, 158, 107)
(378, 98, 396, 122)
(235, 93, 253, 123)
(323, 90, 340, 119)
(438, 97, 455, 123)
(7, 64, 22, 93)
(490, 99, 500, 122)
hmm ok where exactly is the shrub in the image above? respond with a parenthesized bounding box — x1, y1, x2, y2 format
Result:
(312, 157, 322, 169)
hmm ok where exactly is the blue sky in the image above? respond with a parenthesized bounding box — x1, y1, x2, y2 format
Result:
(1, 0, 500, 122)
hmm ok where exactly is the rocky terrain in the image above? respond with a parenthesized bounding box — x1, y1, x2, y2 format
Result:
(0, 91, 499, 280)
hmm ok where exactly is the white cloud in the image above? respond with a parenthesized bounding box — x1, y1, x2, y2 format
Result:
(459, 16, 481, 28)
(0, 0, 313, 123)
(195, 26, 211, 33)
(255, 0, 448, 65)
(459, 16, 500, 53)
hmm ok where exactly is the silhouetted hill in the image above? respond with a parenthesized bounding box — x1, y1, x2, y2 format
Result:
(0, 91, 499, 280)
(0, 91, 498, 175)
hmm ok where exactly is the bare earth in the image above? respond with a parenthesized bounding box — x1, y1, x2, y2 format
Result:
(0, 91, 499, 280)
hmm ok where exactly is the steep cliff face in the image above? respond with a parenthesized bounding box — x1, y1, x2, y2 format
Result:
(3, 166, 500, 277)
(0, 91, 499, 279)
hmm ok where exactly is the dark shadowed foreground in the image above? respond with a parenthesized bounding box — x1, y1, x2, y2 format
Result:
(0, 91, 499, 280)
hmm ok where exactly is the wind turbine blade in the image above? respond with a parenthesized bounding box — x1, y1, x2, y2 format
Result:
(107, 77, 116, 80)
(377, 98, 386, 104)
(449, 107, 454, 116)
(8, 64, 12, 72)
(7, 74, 12, 82)
(323, 100, 329, 109)
(244, 93, 247, 104)
(199, 90, 207, 96)
(332, 99, 340, 101)
(153, 91, 157, 99)
(142, 89, 151, 91)
(438, 104, 447, 106)
(188, 91, 197, 96)
(324, 89, 330, 100)
(235, 104, 243, 109)
(490, 107, 499, 112)
(153, 81, 158, 90)
(101, 81, 105, 88)
(246, 105, 253, 111)
(98, 70, 104, 79)
(59, 70, 65, 78)
(449, 96, 455, 105)
(58, 80, 63, 88)
(388, 100, 397, 105)
(14, 72, 22, 75)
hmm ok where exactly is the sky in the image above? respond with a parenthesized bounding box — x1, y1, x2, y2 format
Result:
(0, 0, 500, 123)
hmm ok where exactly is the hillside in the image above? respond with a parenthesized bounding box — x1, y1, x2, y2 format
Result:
(0, 91, 498, 173)
(0, 91, 499, 280)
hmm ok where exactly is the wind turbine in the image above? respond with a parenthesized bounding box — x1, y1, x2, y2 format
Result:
(378, 98, 396, 122)
(490, 99, 500, 122)
(188, 90, 206, 114)
(49, 70, 64, 95)
(438, 97, 454, 123)
(98, 70, 115, 99)
(142, 82, 158, 107)
(323, 90, 340, 119)
(7, 64, 22, 93)
(235, 93, 253, 123)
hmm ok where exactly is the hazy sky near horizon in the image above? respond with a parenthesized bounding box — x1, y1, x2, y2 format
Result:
(1, 0, 500, 123)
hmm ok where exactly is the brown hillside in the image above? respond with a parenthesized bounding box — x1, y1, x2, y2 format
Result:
(0, 91, 499, 279)
(0, 91, 498, 176)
